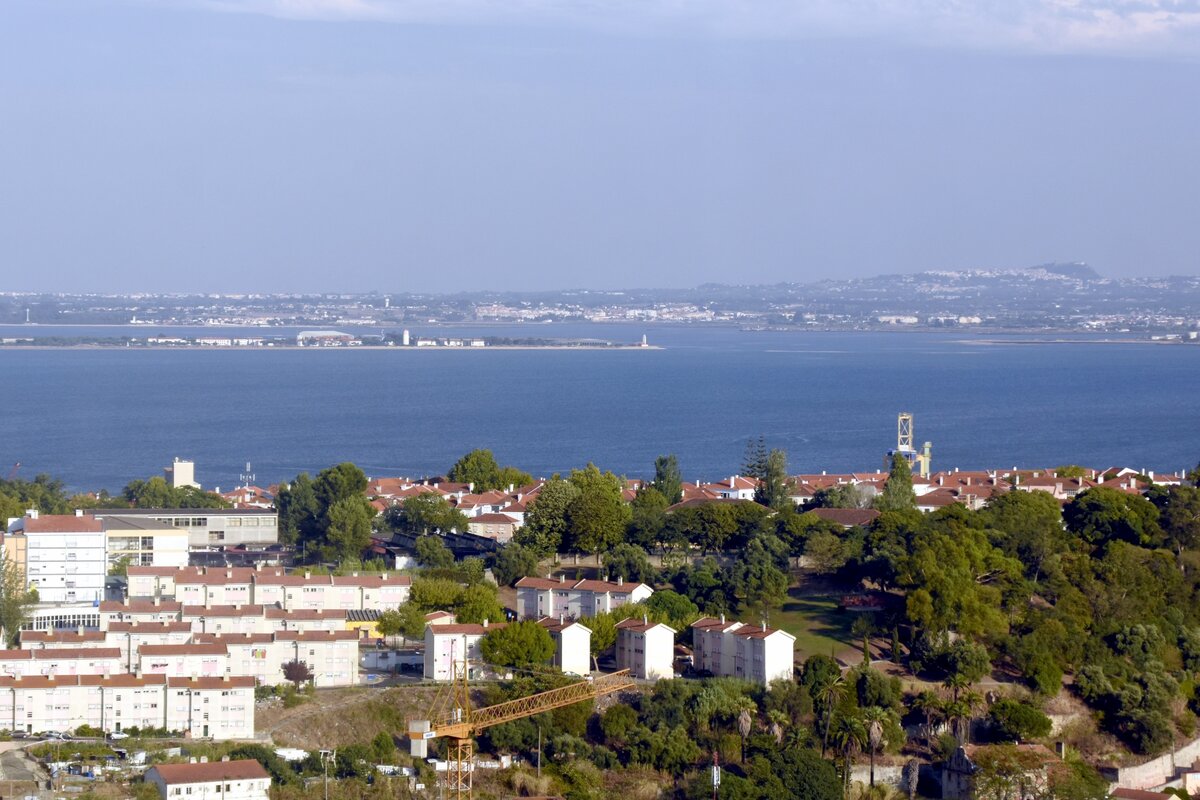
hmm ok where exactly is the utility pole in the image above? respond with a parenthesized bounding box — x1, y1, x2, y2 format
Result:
(712, 750, 720, 800)
(320, 748, 335, 800)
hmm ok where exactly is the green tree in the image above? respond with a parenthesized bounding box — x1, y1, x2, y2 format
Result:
(408, 576, 465, 611)
(480, 621, 555, 668)
(415, 535, 455, 568)
(725, 537, 789, 617)
(805, 530, 849, 574)
(981, 489, 1067, 583)
(742, 436, 769, 479)
(313, 462, 368, 510)
(323, 495, 375, 563)
(0, 551, 37, 646)
(563, 464, 631, 556)
(1152, 485, 1200, 560)
(1064, 486, 1162, 548)
(376, 605, 425, 644)
(644, 590, 700, 630)
(515, 477, 579, 556)
(876, 453, 916, 512)
(122, 476, 229, 509)
(628, 486, 669, 550)
(392, 493, 468, 535)
(652, 454, 684, 505)
(755, 448, 791, 510)
(448, 449, 501, 490)
(603, 543, 654, 583)
(275, 472, 320, 546)
(492, 543, 540, 586)
(456, 583, 505, 625)
(988, 698, 1052, 742)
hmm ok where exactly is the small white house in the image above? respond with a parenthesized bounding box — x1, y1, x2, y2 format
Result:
(423, 622, 506, 681)
(537, 617, 592, 676)
(514, 576, 654, 620)
(615, 617, 676, 680)
(145, 759, 271, 800)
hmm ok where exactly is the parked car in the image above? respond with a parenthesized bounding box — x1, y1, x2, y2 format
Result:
(108, 731, 130, 741)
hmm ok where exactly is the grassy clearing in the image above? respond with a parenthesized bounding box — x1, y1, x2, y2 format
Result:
(772, 589, 858, 663)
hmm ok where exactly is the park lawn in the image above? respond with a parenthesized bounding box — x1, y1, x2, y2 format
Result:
(771, 590, 859, 663)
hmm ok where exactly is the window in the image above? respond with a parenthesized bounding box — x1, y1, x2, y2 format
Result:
(208, 532, 224, 543)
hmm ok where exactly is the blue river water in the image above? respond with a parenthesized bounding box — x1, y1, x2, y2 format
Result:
(1, 324, 1197, 492)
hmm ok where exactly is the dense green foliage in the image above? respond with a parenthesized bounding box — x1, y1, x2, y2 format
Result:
(447, 449, 532, 492)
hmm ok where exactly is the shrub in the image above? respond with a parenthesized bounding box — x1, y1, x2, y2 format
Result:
(989, 699, 1052, 742)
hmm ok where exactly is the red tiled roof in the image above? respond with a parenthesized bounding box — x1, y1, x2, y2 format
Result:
(426, 623, 508, 635)
(18, 514, 103, 533)
(139, 644, 228, 656)
(167, 676, 255, 689)
(149, 759, 269, 786)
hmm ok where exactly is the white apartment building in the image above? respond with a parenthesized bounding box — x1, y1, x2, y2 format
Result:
(264, 607, 346, 633)
(691, 617, 796, 685)
(102, 516, 189, 570)
(197, 631, 360, 688)
(424, 622, 506, 681)
(251, 572, 411, 611)
(5, 513, 107, 604)
(139, 644, 229, 679)
(101, 599, 185, 627)
(146, 759, 270, 800)
(172, 569, 258, 606)
(537, 618, 592, 676)
(731, 625, 796, 685)
(514, 576, 653, 620)
(0, 647, 123, 678)
(181, 605, 271, 635)
(0, 674, 255, 740)
(690, 616, 745, 677)
(615, 618, 677, 680)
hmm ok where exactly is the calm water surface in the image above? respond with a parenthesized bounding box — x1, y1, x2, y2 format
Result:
(2, 326, 1197, 491)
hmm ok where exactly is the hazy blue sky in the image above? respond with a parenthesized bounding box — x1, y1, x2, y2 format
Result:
(1, 0, 1198, 293)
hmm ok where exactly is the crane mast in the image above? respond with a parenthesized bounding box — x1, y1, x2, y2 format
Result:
(408, 662, 635, 800)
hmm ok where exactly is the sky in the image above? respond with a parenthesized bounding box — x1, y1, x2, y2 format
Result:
(1, 0, 1198, 293)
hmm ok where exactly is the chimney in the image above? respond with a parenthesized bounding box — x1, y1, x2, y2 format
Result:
(559, 574, 565, 584)
(720, 613, 725, 624)
(304, 571, 311, 579)
(617, 576, 623, 586)
(75, 509, 84, 517)
(199, 756, 208, 764)
(221, 755, 231, 762)
(643, 613, 648, 625)
(225, 570, 232, 579)
(26, 509, 38, 519)
(483, 619, 489, 629)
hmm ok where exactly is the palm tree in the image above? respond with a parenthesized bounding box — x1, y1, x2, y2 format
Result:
(861, 706, 891, 787)
(944, 700, 969, 746)
(737, 707, 754, 763)
(817, 676, 848, 757)
(942, 672, 970, 703)
(911, 690, 945, 744)
(957, 690, 985, 745)
(831, 714, 867, 796)
(767, 710, 788, 745)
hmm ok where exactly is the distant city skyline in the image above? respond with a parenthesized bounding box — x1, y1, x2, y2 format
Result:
(1, 0, 1198, 293)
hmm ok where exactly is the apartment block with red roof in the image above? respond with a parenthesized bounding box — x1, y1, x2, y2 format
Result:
(423, 621, 507, 681)
(692, 616, 796, 685)
(615, 617, 676, 680)
(0, 673, 252, 740)
(514, 575, 653, 620)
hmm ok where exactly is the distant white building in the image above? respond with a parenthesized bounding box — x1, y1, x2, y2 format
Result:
(146, 759, 271, 800)
(691, 616, 795, 685)
(537, 617, 592, 676)
(514, 576, 653, 620)
(615, 617, 676, 680)
(165, 458, 199, 490)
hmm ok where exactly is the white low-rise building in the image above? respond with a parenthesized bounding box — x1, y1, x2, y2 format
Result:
(615, 618, 676, 680)
(138, 644, 230, 679)
(102, 516, 189, 570)
(196, 631, 361, 688)
(0, 647, 123, 678)
(424, 622, 506, 681)
(181, 605, 271, 635)
(691, 617, 796, 685)
(537, 617, 592, 676)
(146, 758, 270, 800)
(514, 576, 653, 620)
(101, 599, 185, 627)
(0, 674, 255, 740)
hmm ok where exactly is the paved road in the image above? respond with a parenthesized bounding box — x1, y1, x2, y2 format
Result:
(0, 746, 44, 784)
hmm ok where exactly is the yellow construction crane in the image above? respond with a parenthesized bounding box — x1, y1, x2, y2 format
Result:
(407, 663, 635, 799)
